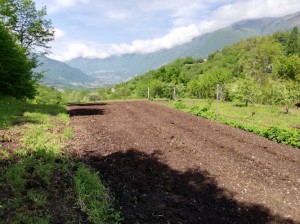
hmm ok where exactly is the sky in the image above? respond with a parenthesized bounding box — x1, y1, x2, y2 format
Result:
(34, 0, 300, 61)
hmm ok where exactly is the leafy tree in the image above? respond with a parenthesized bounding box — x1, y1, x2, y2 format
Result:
(183, 56, 194, 64)
(239, 36, 282, 83)
(286, 27, 299, 56)
(135, 83, 148, 98)
(150, 79, 163, 98)
(263, 81, 300, 113)
(0, 23, 36, 98)
(0, 0, 54, 53)
(187, 78, 201, 98)
(161, 83, 176, 99)
(274, 55, 300, 80)
(196, 68, 232, 99)
(273, 31, 289, 46)
(229, 76, 261, 106)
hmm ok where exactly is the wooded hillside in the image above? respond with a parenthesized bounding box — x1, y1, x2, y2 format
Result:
(106, 28, 300, 109)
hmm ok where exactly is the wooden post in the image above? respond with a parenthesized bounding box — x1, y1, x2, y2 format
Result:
(216, 84, 219, 119)
(148, 86, 150, 100)
(173, 86, 176, 100)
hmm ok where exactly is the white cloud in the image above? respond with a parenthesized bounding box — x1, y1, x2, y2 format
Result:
(111, 25, 200, 54)
(51, 43, 110, 61)
(199, 0, 300, 35)
(48, 0, 300, 61)
(50, 25, 200, 61)
(212, 0, 300, 21)
(54, 28, 65, 40)
(105, 10, 131, 20)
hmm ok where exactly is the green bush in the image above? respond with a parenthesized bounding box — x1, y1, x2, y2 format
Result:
(261, 127, 300, 148)
(220, 118, 300, 148)
(174, 101, 186, 110)
(32, 85, 64, 105)
(189, 105, 216, 120)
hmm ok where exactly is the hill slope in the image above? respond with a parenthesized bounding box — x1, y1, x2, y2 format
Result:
(36, 56, 99, 88)
(66, 11, 300, 85)
(104, 27, 300, 109)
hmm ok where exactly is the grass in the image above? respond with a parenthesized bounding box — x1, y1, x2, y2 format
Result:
(158, 99, 300, 148)
(0, 97, 121, 224)
(171, 99, 300, 129)
(0, 97, 66, 129)
(75, 163, 122, 223)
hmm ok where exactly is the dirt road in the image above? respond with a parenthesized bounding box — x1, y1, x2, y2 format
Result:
(69, 101, 300, 224)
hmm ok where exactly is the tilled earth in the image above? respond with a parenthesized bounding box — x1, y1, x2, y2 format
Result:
(69, 101, 300, 224)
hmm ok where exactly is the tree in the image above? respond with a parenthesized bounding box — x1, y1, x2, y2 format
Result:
(0, 24, 36, 98)
(286, 27, 299, 56)
(0, 0, 54, 53)
(196, 68, 232, 99)
(239, 36, 282, 83)
(274, 55, 300, 80)
(230, 76, 261, 106)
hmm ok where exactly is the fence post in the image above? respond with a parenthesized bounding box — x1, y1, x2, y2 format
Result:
(216, 84, 219, 119)
(173, 86, 176, 100)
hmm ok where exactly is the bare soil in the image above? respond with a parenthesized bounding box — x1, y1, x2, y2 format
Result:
(69, 101, 300, 224)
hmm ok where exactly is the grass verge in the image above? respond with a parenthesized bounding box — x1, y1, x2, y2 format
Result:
(159, 99, 300, 149)
(0, 97, 121, 223)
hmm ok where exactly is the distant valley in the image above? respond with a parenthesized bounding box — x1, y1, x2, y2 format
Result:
(38, 11, 300, 87)
(35, 56, 100, 89)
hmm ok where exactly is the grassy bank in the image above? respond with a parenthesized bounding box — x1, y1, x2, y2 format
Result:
(158, 99, 300, 148)
(0, 97, 121, 224)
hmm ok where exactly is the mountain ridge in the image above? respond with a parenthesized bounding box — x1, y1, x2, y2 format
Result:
(36, 55, 99, 88)
(44, 11, 300, 86)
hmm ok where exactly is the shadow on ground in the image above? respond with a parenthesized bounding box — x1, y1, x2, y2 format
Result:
(82, 149, 294, 224)
(68, 104, 108, 117)
(68, 108, 106, 117)
(68, 103, 108, 107)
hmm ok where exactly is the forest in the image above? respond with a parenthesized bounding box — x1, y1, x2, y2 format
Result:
(86, 28, 300, 111)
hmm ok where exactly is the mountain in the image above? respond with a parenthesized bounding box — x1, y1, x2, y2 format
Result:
(66, 11, 300, 85)
(35, 56, 100, 88)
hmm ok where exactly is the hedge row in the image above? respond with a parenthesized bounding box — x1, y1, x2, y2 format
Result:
(186, 105, 300, 149)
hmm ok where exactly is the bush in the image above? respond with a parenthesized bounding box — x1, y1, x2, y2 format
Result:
(189, 105, 216, 120)
(220, 118, 300, 148)
(88, 92, 101, 102)
(32, 85, 64, 105)
(174, 101, 186, 110)
(0, 24, 37, 99)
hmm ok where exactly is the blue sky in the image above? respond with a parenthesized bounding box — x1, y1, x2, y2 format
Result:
(34, 0, 300, 61)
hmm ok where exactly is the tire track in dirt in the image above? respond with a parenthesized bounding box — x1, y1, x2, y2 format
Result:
(69, 101, 300, 224)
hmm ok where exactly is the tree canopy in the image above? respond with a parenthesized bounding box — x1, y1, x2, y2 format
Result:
(0, 23, 36, 98)
(0, 0, 54, 99)
(0, 0, 54, 53)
